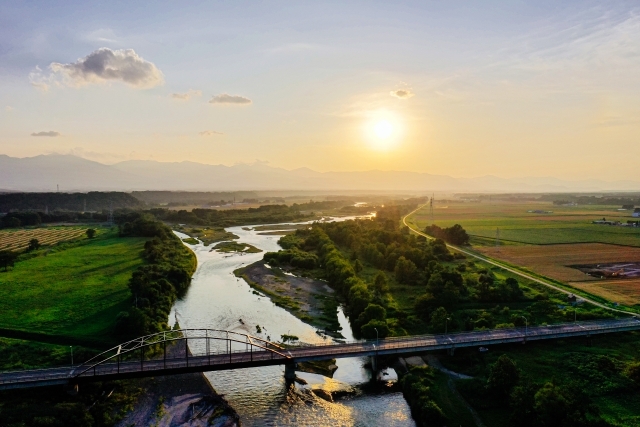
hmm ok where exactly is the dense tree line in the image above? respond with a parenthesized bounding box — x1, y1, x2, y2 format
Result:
(461, 354, 616, 427)
(148, 202, 340, 227)
(114, 214, 196, 337)
(0, 211, 108, 228)
(0, 191, 142, 213)
(423, 223, 470, 245)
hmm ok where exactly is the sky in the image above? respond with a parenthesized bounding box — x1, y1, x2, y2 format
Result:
(1, 0, 639, 181)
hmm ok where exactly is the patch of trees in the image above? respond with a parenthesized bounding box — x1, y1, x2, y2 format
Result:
(0, 250, 18, 272)
(115, 214, 196, 337)
(424, 223, 470, 245)
(459, 354, 617, 427)
(400, 366, 447, 426)
(265, 206, 452, 338)
(0, 191, 142, 213)
(264, 248, 319, 269)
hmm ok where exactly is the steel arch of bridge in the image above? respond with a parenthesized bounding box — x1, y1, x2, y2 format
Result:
(72, 329, 290, 381)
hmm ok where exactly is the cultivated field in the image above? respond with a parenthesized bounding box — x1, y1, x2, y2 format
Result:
(0, 227, 88, 251)
(477, 243, 640, 282)
(568, 279, 640, 306)
(408, 202, 640, 246)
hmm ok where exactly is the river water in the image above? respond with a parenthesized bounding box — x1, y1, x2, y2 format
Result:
(172, 220, 415, 427)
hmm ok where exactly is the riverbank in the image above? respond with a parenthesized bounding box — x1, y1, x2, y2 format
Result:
(116, 340, 240, 427)
(234, 260, 341, 335)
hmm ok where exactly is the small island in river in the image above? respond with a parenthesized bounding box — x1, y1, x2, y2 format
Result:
(234, 261, 342, 337)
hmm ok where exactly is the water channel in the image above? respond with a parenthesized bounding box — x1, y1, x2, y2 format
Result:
(172, 219, 416, 426)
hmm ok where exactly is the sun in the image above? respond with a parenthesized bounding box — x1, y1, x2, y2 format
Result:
(374, 120, 393, 139)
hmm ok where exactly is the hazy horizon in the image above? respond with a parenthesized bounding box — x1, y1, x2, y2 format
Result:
(2, 1, 640, 183)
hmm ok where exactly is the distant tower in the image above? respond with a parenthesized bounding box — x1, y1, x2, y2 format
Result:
(430, 194, 434, 223)
(108, 201, 114, 226)
(57, 184, 59, 193)
(83, 199, 87, 213)
(495, 228, 500, 250)
(45, 205, 49, 215)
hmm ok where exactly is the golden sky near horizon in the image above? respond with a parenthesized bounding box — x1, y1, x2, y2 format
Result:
(1, 1, 640, 181)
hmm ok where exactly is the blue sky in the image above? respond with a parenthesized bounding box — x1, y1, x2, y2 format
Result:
(1, 1, 639, 180)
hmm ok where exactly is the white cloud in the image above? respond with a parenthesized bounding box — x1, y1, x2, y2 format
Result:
(5, 106, 14, 112)
(199, 130, 224, 137)
(209, 93, 252, 105)
(390, 89, 415, 99)
(171, 90, 202, 100)
(35, 48, 163, 89)
(31, 131, 61, 137)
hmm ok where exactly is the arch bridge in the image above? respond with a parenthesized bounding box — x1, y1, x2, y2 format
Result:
(1, 317, 640, 390)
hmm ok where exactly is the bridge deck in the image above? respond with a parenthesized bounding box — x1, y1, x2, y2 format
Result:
(1, 317, 639, 390)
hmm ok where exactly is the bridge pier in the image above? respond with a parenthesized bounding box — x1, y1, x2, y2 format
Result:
(65, 382, 79, 395)
(447, 347, 455, 356)
(284, 361, 297, 381)
(370, 355, 377, 372)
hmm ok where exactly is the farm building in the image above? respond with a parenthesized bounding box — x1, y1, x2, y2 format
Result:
(633, 208, 640, 218)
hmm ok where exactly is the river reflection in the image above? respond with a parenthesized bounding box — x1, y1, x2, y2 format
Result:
(172, 219, 415, 426)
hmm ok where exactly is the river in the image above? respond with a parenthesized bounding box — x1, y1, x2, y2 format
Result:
(171, 219, 416, 426)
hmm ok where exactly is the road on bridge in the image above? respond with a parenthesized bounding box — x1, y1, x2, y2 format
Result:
(1, 317, 638, 390)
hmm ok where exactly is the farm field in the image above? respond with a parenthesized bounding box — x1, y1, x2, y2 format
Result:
(408, 202, 640, 246)
(0, 231, 147, 345)
(568, 279, 640, 306)
(476, 243, 640, 283)
(0, 227, 89, 252)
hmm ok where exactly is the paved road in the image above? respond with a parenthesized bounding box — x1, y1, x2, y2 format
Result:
(1, 317, 639, 390)
(402, 205, 633, 315)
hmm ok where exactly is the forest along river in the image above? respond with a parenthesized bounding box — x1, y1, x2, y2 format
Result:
(172, 218, 415, 427)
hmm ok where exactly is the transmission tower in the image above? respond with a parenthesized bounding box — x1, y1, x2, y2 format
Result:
(430, 193, 434, 223)
(495, 227, 500, 250)
(83, 199, 87, 213)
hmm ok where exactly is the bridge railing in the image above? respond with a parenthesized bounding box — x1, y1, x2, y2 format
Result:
(72, 329, 291, 380)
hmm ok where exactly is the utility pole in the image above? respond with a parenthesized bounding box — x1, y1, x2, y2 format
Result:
(496, 228, 500, 250)
(521, 316, 528, 343)
(70, 346, 73, 366)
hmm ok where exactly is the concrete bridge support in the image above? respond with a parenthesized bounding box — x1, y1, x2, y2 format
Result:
(284, 361, 297, 381)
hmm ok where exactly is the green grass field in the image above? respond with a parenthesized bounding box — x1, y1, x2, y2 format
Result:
(0, 232, 147, 346)
(407, 202, 640, 246)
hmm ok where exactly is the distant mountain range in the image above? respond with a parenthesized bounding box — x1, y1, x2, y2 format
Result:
(0, 154, 638, 193)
